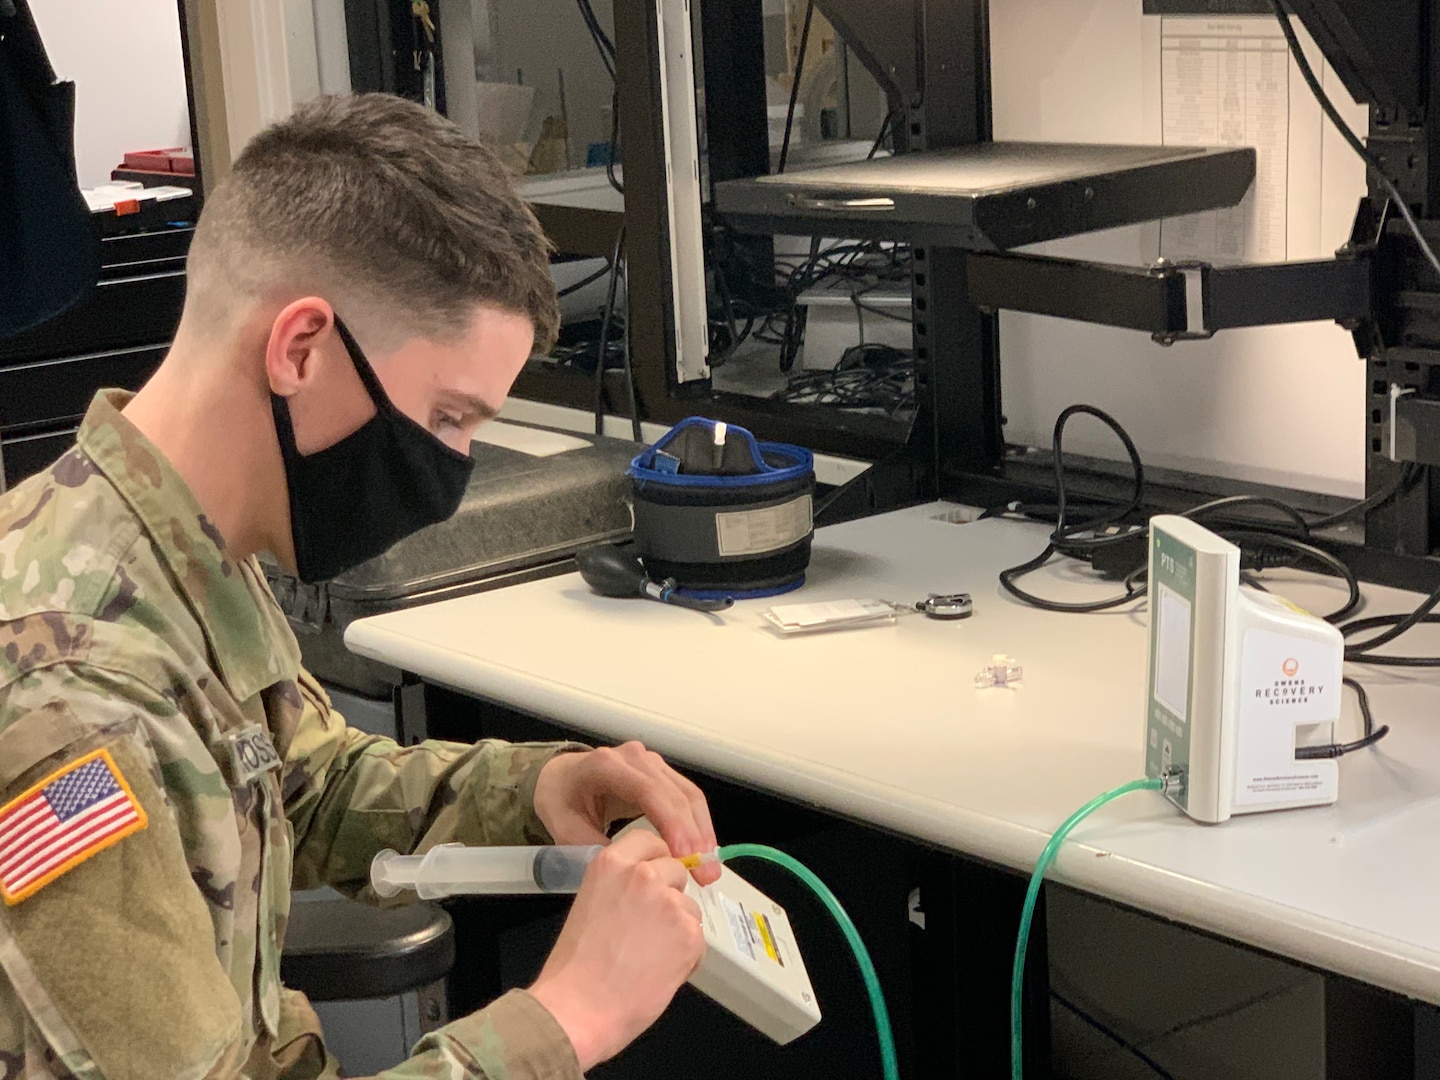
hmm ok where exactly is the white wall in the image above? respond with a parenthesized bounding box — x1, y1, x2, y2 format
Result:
(29, 0, 191, 189)
(989, 1, 1370, 497)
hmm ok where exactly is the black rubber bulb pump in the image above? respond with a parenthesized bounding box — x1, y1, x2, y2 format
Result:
(575, 544, 649, 598)
(575, 545, 733, 612)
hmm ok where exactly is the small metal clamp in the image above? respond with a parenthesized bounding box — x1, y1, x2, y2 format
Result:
(916, 593, 973, 620)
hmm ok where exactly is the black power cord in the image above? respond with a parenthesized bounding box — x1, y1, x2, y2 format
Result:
(1269, 1, 1440, 280)
(867, 112, 893, 160)
(1308, 464, 1420, 530)
(573, 0, 623, 194)
(605, 82, 623, 196)
(555, 260, 614, 299)
(777, 0, 815, 175)
(592, 226, 641, 441)
(1342, 601, 1440, 668)
(998, 405, 1152, 613)
(1218, 529, 1362, 624)
(575, 0, 615, 78)
(1296, 678, 1390, 759)
(996, 405, 1404, 616)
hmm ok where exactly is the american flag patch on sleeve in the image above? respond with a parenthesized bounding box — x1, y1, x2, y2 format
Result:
(0, 749, 147, 905)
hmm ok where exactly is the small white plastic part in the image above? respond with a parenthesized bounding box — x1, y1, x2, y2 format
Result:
(975, 653, 1023, 688)
(711, 421, 728, 469)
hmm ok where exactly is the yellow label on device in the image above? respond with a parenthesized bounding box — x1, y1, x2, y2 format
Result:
(753, 911, 781, 964)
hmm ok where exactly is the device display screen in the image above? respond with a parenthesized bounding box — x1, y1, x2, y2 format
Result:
(1154, 583, 1192, 723)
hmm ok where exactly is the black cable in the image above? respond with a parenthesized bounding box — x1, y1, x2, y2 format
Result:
(1308, 463, 1420, 530)
(853, 299, 913, 323)
(575, 0, 616, 75)
(1269, 0, 1440, 280)
(753, 239, 914, 374)
(556, 261, 613, 299)
(594, 226, 625, 436)
(659, 586, 732, 613)
(1296, 678, 1390, 759)
(572, 0, 623, 193)
(605, 82, 624, 195)
(777, 0, 814, 175)
(1342, 597, 1440, 668)
(1325, 465, 1440, 666)
(1186, 495, 1311, 539)
(1216, 530, 1361, 623)
(867, 112, 893, 159)
(709, 263, 744, 368)
(995, 405, 1406, 616)
(1051, 406, 1146, 547)
(771, 350, 917, 417)
(1001, 544, 1147, 613)
(1049, 991, 1179, 1080)
(617, 251, 642, 443)
(999, 406, 1150, 613)
(779, 235, 822, 372)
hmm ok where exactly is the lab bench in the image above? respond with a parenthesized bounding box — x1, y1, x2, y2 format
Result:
(346, 503, 1440, 1079)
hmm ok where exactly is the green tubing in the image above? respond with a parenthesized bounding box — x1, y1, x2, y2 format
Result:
(718, 844, 899, 1080)
(1010, 778, 1164, 1080)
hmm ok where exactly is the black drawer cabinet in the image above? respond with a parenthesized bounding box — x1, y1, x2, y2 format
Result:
(0, 227, 191, 490)
(0, 346, 166, 432)
(0, 272, 186, 365)
(2, 428, 86, 485)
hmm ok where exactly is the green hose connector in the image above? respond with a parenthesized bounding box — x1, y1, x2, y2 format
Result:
(718, 843, 900, 1080)
(1010, 777, 1164, 1080)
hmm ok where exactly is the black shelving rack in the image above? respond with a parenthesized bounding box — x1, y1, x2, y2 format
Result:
(341, 0, 1440, 589)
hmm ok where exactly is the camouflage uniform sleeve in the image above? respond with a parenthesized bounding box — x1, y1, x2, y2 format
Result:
(358, 989, 581, 1080)
(283, 669, 589, 895)
(0, 674, 247, 1080)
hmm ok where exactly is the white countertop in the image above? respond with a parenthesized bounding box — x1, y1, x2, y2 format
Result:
(346, 503, 1440, 1004)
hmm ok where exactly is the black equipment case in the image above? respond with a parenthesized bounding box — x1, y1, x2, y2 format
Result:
(264, 425, 636, 698)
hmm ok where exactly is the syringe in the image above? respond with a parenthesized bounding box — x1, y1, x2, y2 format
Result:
(371, 843, 724, 899)
(372, 843, 604, 898)
(372, 834, 824, 1049)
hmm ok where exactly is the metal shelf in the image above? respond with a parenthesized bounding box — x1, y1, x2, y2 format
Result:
(714, 141, 1256, 250)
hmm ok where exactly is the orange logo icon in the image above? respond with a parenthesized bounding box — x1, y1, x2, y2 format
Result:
(1282, 658, 1300, 677)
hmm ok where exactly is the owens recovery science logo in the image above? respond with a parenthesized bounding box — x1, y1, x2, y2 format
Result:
(1258, 657, 1322, 707)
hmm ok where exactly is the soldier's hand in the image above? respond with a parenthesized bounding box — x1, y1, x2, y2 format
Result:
(533, 741, 720, 885)
(528, 830, 706, 1069)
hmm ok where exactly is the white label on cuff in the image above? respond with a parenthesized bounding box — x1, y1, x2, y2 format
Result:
(715, 495, 812, 557)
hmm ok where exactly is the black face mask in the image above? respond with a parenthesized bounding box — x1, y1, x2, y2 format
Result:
(271, 316, 475, 583)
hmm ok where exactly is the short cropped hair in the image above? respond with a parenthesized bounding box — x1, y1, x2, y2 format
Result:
(185, 93, 558, 353)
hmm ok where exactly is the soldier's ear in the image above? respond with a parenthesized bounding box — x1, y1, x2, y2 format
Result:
(265, 300, 335, 396)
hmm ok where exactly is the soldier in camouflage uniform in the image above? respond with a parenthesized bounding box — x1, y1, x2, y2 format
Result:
(0, 94, 716, 1079)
